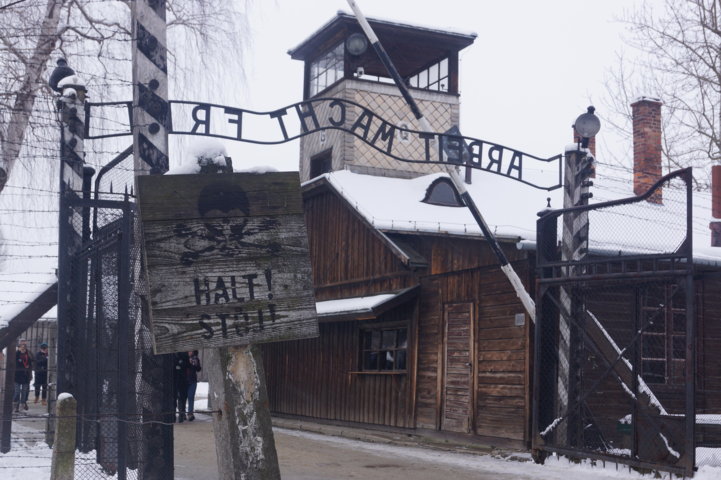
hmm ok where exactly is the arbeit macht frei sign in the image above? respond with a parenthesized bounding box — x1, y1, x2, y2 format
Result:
(87, 98, 563, 190)
(137, 171, 318, 354)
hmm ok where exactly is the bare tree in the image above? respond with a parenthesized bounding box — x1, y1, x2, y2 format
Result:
(0, 0, 248, 195)
(604, 0, 721, 189)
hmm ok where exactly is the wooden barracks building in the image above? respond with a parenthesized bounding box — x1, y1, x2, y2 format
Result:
(261, 12, 721, 454)
(260, 12, 537, 447)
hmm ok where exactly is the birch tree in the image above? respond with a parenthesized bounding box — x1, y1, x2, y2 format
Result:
(604, 0, 721, 188)
(0, 0, 247, 195)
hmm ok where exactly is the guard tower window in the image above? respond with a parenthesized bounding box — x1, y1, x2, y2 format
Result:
(309, 43, 344, 96)
(422, 177, 464, 207)
(310, 149, 333, 178)
(408, 58, 449, 93)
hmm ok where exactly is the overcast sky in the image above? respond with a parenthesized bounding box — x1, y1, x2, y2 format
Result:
(199, 0, 636, 172)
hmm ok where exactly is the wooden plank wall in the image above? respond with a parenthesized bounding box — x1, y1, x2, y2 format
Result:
(263, 317, 413, 428)
(415, 276, 441, 429)
(432, 260, 530, 442)
(303, 190, 409, 296)
(699, 277, 721, 414)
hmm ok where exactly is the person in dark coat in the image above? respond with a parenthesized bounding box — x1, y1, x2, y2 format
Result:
(13, 339, 33, 412)
(173, 351, 190, 423)
(34, 342, 49, 405)
(185, 350, 202, 421)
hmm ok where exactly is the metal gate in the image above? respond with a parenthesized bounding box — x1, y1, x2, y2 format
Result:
(56, 149, 174, 479)
(533, 168, 695, 476)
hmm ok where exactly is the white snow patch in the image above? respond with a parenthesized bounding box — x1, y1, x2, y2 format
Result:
(236, 165, 279, 174)
(620, 382, 637, 400)
(316, 293, 396, 315)
(57, 75, 84, 88)
(169, 138, 229, 174)
(276, 427, 653, 479)
(540, 417, 563, 437)
(309, 169, 721, 265)
(0, 270, 56, 330)
(658, 433, 680, 459)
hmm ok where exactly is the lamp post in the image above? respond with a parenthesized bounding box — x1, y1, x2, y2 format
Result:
(574, 106, 601, 149)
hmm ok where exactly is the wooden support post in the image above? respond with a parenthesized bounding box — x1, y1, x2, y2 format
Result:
(0, 339, 16, 453)
(51, 393, 77, 480)
(46, 334, 57, 446)
(207, 345, 281, 480)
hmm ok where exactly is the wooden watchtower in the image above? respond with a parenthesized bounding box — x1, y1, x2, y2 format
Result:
(289, 12, 476, 182)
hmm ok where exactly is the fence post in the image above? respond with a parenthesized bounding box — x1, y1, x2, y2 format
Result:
(46, 333, 57, 446)
(557, 145, 593, 446)
(207, 345, 281, 480)
(0, 339, 16, 453)
(51, 393, 77, 480)
(131, 2, 174, 478)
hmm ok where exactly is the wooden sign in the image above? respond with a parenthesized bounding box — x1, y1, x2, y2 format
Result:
(137, 172, 318, 354)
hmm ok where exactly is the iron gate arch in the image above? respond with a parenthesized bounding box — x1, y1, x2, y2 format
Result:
(533, 168, 696, 476)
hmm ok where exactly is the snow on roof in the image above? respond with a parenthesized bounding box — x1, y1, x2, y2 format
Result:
(316, 293, 397, 316)
(310, 165, 721, 264)
(288, 10, 477, 57)
(0, 257, 57, 330)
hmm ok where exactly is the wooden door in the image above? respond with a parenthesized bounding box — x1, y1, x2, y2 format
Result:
(441, 303, 474, 433)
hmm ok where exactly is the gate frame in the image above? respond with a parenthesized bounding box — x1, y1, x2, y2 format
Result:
(57, 191, 135, 478)
(532, 168, 695, 476)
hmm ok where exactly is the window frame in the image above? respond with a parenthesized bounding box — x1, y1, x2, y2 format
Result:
(308, 43, 344, 97)
(422, 178, 464, 207)
(358, 323, 409, 374)
(407, 57, 449, 93)
(640, 284, 687, 386)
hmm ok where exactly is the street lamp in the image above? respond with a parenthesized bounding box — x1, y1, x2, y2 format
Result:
(574, 106, 601, 148)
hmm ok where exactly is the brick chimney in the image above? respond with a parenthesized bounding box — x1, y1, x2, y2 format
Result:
(631, 97, 663, 203)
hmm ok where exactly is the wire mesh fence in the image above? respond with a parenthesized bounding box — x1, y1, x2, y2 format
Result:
(532, 168, 718, 476)
(47, 147, 174, 478)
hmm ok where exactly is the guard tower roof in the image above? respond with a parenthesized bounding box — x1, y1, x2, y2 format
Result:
(289, 11, 477, 78)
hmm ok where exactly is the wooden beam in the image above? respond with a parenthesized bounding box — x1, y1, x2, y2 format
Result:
(0, 282, 57, 351)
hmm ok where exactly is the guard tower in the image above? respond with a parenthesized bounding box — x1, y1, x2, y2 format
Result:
(289, 12, 476, 182)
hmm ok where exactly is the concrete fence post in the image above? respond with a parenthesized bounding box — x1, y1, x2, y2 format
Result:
(50, 393, 76, 480)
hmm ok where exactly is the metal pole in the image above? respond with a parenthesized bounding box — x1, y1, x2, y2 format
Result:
(345, 0, 536, 320)
(131, 2, 173, 478)
(556, 147, 592, 446)
(56, 69, 86, 401)
(0, 339, 16, 453)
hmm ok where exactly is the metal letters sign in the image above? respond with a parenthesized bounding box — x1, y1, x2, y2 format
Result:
(87, 98, 562, 190)
(137, 172, 318, 354)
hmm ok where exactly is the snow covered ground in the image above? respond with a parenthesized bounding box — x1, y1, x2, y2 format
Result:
(2, 383, 721, 479)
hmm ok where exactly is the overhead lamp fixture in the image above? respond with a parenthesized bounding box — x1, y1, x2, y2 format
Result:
(345, 32, 368, 56)
(573, 106, 601, 148)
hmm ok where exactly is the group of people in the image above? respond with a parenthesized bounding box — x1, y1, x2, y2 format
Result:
(13, 339, 49, 412)
(173, 350, 202, 423)
(14, 339, 202, 422)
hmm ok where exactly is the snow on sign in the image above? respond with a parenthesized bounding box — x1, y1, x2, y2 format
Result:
(137, 172, 318, 354)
